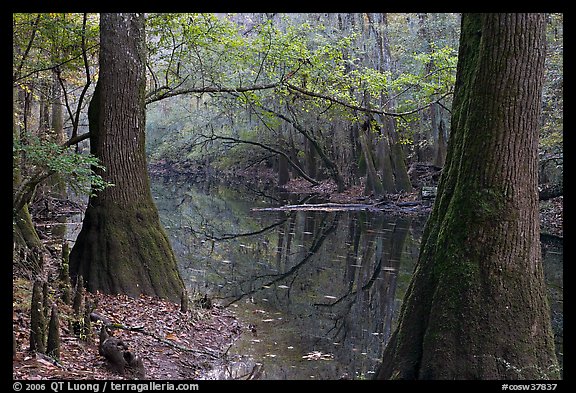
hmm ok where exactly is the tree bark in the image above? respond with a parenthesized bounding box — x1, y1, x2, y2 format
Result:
(377, 13, 559, 380)
(70, 13, 185, 302)
(359, 123, 384, 196)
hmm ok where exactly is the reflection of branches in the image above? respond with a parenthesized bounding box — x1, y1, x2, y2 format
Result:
(204, 217, 288, 241)
(313, 253, 385, 309)
(315, 219, 409, 308)
(185, 191, 316, 242)
(313, 217, 411, 350)
(217, 212, 341, 307)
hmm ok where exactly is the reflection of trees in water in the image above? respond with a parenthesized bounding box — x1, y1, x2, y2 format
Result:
(205, 208, 416, 376)
(214, 211, 341, 306)
(150, 176, 421, 376)
(312, 215, 413, 375)
(151, 177, 562, 379)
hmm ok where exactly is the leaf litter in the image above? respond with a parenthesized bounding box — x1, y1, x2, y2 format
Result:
(13, 287, 243, 380)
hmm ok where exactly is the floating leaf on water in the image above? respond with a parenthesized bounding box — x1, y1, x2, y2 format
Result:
(302, 351, 334, 361)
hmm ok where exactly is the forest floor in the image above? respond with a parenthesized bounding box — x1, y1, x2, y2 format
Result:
(13, 199, 243, 380)
(13, 162, 562, 380)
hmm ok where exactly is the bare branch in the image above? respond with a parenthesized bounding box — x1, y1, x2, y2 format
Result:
(200, 131, 319, 186)
(13, 14, 41, 82)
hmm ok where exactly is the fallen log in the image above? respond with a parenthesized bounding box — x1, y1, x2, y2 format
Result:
(253, 200, 432, 214)
(252, 203, 381, 212)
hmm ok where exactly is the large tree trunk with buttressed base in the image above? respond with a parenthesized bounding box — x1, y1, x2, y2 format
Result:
(70, 13, 185, 302)
(376, 13, 559, 380)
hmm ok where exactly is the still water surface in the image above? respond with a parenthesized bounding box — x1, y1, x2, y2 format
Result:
(149, 174, 563, 380)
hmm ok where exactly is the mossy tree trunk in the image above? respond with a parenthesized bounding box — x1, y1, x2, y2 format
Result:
(377, 13, 559, 380)
(69, 13, 185, 303)
(13, 87, 44, 274)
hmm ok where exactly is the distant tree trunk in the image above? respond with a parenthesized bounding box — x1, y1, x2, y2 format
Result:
(304, 137, 317, 179)
(359, 122, 384, 196)
(375, 129, 396, 193)
(36, 71, 67, 201)
(415, 13, 450, 166)
(434, 117, 447, 167)
(365, 13, 412, 193)
(278, 155, 289, 186)
(70, 13, 185, 302)
(387, 120, 413, 192)
(377, 13, 558, 379)
(47, 69, 67, 197)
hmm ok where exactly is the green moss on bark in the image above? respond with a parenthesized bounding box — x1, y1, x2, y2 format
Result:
(70, 203, 185, 303)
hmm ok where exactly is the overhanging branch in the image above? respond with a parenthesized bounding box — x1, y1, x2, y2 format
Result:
(200, 132, 319, 186)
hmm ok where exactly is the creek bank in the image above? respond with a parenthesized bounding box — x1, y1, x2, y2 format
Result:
(148, 159, 440, 216)
(13, 196, 243, 380)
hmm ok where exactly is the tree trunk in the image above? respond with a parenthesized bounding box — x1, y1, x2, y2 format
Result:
(433, 117, 447, 167)
(365, 13, 412, 193)
(387, 123, 413, 192)
(70, 13, 185, 302)
(278, 155, 289, 186)
(304, 137, 317, 180)
(377, 13, 559, 380)
(359, 123, 384, 196)
(13, 87, 44, 273)
(47, 69, 67, 198)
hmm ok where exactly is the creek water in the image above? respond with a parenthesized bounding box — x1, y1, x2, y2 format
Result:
(147, 174, 563, 380)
